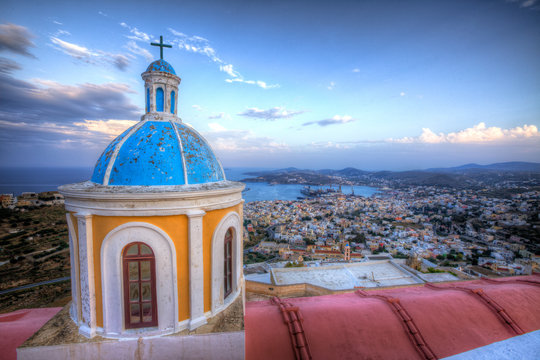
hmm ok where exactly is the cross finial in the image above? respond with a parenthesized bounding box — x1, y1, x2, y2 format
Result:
(151, 35, 172, 60)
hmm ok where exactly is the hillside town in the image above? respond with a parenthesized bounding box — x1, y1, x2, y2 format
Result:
(0, 192, 64, 209)
(244, 186, 540, 278)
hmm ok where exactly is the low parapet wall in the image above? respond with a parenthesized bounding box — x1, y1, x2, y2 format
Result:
(245, 280, 353, 298)
(245, 279, 437, 298)
(18, 331, 245, 360)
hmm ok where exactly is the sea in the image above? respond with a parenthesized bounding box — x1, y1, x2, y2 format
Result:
(0, 167, 378, 203)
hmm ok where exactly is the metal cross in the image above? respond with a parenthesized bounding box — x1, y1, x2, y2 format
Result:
(151, 36, 172, 60)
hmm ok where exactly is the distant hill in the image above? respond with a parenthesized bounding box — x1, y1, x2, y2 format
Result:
(427, 162, 540, 173)
(240, 161, 540, 188)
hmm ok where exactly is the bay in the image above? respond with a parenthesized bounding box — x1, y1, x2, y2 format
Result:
(225, 167, 378, 202)
(0, 167, 378, 202)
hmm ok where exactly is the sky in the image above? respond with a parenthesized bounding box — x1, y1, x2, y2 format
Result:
(0, 0, 539, 171)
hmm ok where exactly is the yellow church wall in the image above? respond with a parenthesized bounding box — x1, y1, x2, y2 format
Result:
(86, 203, 242, 328)
(91, 215, 189, 327)
(202, 204, 242, 313)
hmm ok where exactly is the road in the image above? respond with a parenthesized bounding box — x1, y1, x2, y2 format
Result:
(0, 276, 71, 295)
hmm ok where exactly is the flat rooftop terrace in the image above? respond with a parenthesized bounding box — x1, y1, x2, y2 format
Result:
(270, 260, 424, 290)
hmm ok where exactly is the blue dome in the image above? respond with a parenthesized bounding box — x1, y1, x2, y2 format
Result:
(91, 120, 225, 186)
(146, 59, 176, 75)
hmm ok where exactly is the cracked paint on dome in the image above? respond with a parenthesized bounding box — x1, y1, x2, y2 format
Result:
(108, 121, 184, 185)
(146, 59, 176, 75)
(90, 120, 225, 186)
(177, 124, 224, 184)
(91, 126, 132, 184)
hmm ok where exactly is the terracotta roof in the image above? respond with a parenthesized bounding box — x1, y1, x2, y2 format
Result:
(245, 275, 540, 359)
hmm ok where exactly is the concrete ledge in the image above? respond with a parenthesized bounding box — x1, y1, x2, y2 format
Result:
(442, 329, 540, 360)
(188, 315, 208, 331)
(17, 331, 245, 360)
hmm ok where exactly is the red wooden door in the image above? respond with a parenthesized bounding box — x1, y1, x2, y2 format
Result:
(123, 242, 158, 329)
(224, 229, 233, 297)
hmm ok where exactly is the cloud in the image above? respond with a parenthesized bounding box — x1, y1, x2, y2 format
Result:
(112, 54, 130, 71)
(50, 36, 96, 59)
(125, 40, 153, 62)
(220, 64, 239, 78)
(73, 119, 138, 135)
(328, 81, 335, 90)
(192, 104, 203, 111)
(53, 21, 63, 25)
(352, 68, 360, 73)
(390, 122, 540, 144)
(50, 36, 132, 71)
(167, 26, 279, 89)
(224, 78, 279, 89)
(303, 115, 355, 127)
(400, 92, 406, 96)
(521, 0, 538, 7)
(0, 63, 139, 126)
(208, 112, 227, 120)
(0, 57, 21, 73)
(54, 29, 71, 37)
(119, 22, 150, 42)
(0, 23, 36, 57)
(204, 123, 288, 152)
(208, 122, 227, 132)
(238, 107, 304, 120)
(0, 63, 141, 165)
(506, 0, 539, 8)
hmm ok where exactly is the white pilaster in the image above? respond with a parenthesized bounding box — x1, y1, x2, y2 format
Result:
(187, 210, 207, 330)
(75, 213, 97, 337)
(66, 214, 81, 324)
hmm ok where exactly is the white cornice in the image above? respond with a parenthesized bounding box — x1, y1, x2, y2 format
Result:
(59, 181, 244, 216)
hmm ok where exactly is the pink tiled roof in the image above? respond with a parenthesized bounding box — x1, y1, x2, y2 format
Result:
(246, 275, 540, 359)
(0, 307, 61, 360)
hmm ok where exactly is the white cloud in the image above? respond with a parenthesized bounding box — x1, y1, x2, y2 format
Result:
(220, 64, 239, 78)
(352, 68, 360, 73)
(119, 22, 150, 42)
(225, 78, 279, 89)
(208, 122, 227, 132)
(328, 81, 335, 90)
(54, 29, 71, 37)
(389, 122, 540, 144)
(167, 27, 279, 89)
(50, 37, 96, 59)
(204, 123, 288, 152)
(73, 119, 137, 136)
(400, 92, 406, 96)
(125, 40, 153, 62)
(303, 115, 355, 127)
(192, 104, 203, 111)
(208, 112, 227, 120)
(238, 107, 304, 120)
(50, 36, 132, 71)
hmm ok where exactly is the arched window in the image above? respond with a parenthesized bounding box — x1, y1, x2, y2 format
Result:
(170, 91, 175, 114)
(123, 242, 158, 329)
(146, 88, 150, 113)
(156, 87, 164, 112)
(224, 228, 233, 298)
